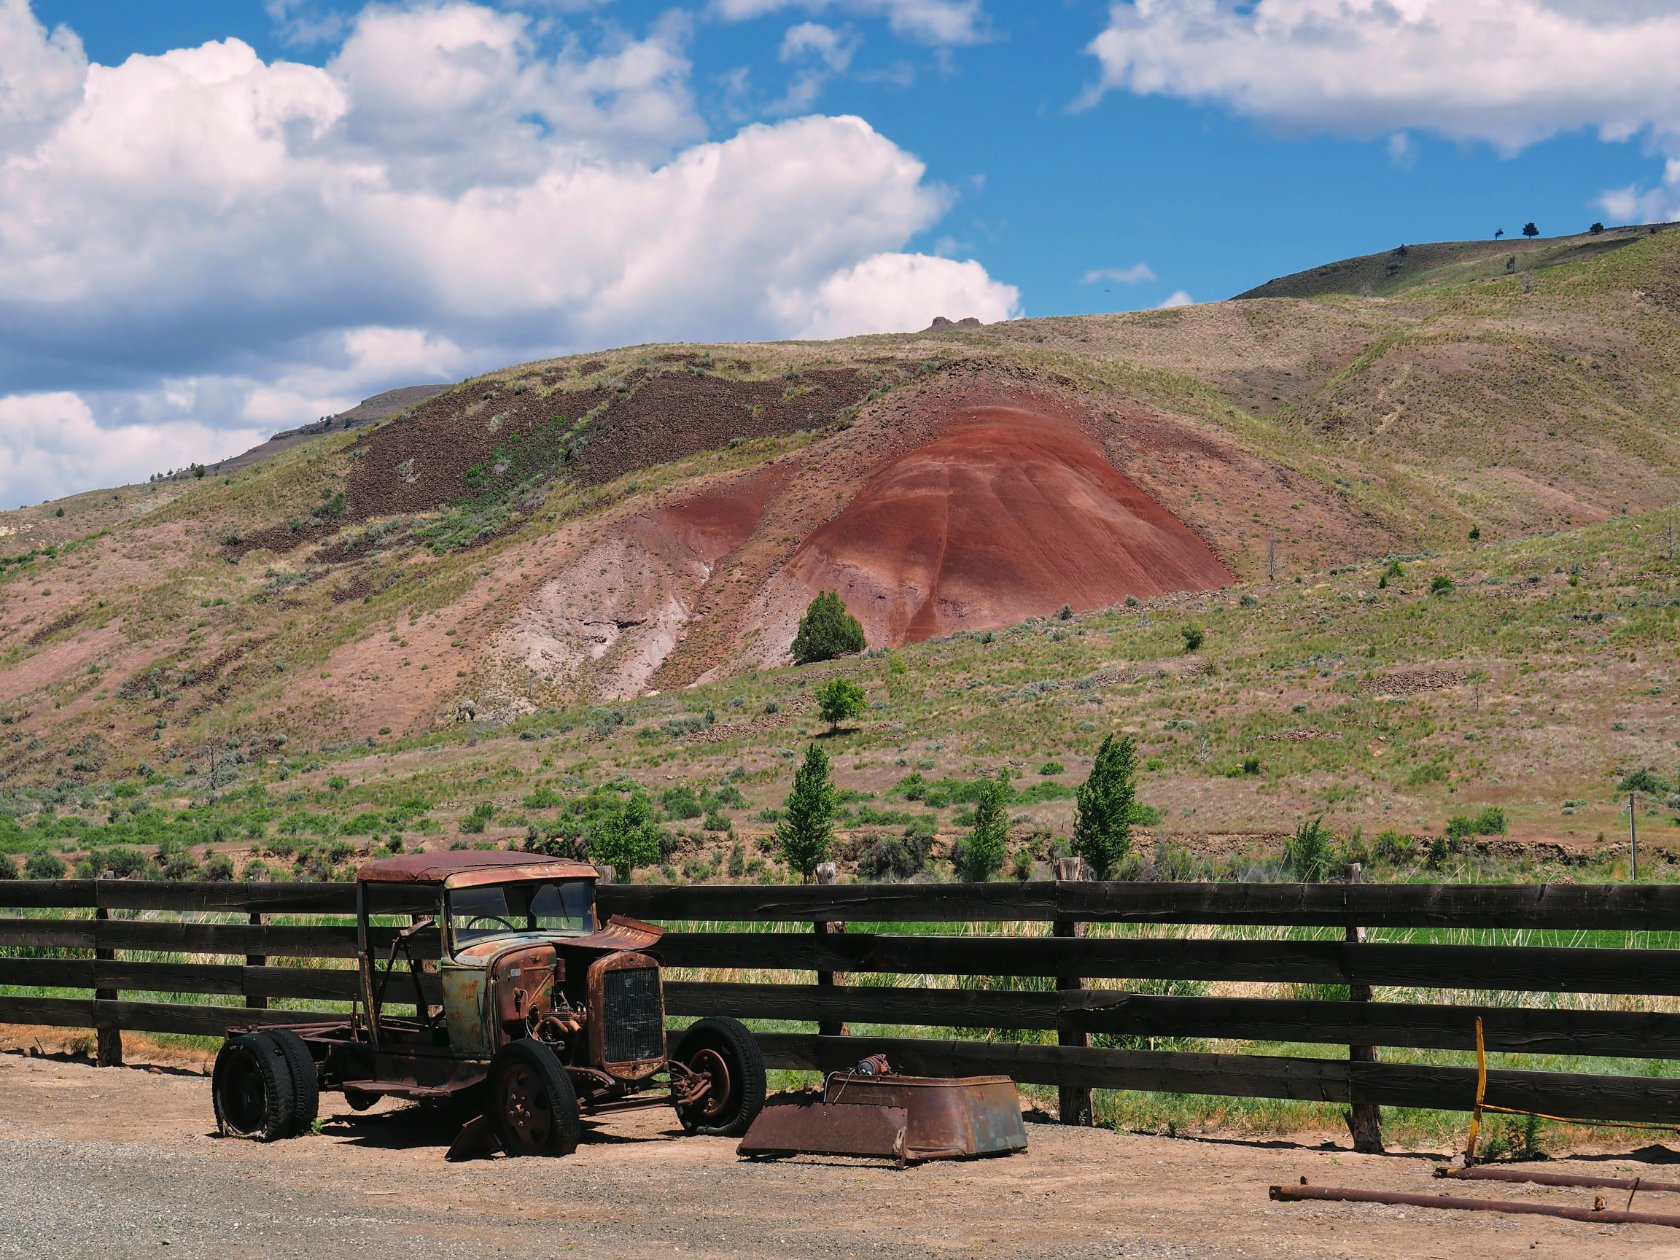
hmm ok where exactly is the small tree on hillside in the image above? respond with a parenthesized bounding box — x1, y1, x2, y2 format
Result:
(1590, 222, 1606, 235)
(590, 793, 663, 876)
(792, 591, 866, 665)
(816, 678, 866, 734)
(1284, 816, 1335, 882)
(1522, 222, 1540, 238)
(778, 744, 837, 882)
(958, 777, 1009, 882)
(1073, 734, 1139, 879)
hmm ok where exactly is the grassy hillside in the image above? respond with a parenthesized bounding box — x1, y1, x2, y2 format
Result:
(3, 227, 1680, 869)
(3, 505, 1675, 882)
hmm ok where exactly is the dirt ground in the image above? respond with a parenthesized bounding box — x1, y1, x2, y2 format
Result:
(3, 1041, 1680, 1259)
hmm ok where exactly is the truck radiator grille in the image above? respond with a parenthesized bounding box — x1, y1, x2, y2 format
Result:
(601, 967, 665, 1063)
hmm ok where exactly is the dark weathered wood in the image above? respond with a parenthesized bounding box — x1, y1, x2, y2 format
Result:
(0, 993, 339, 1036)
(1057, 881, 1680, 930)
(93, 906, 121, 1067)
(813, 864, 847, 1038)
(666, 983, 1680, 1059)
(83, 919, 440, 960)
(0, 880, 97, 909)
(1345, 864, 1383, 1154)
(607, 880, 1680, 929)
(98, 999, 332, 1037)
(0, 918, 98, 949)
(665, 981, 1061, 1028)
(9, 874, 1680, 1128)
(0, 995, 95, 1028)
(601, 882, 1062, 924)
(246, 912, 268, 1011)
(0, 958, 94, 988)
(655, 932, 1680, 995)
(90, 879, 433, 916)
(755, 1034, 1680, 1124)
(1053, 856, 1092, 1128)
(11, 876, 1679, 928)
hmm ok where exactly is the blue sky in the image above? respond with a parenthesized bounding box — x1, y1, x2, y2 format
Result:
(5, 0, 1680, 504)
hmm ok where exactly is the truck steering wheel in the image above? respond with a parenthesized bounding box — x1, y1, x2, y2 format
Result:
(464, 914, 518, 933)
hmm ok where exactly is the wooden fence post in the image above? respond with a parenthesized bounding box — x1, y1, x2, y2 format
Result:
(1345, 863, 1384, 1153)
(246, 911, 268, 1011)
(814, 863, 847, 1038)
(1054, 857, 1092, 1126)
(93, 901, 122, 1067)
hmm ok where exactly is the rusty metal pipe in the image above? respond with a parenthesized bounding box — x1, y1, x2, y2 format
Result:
(1442, 1166, 1680, 1195)
(1270, 1182, 1680, 1229)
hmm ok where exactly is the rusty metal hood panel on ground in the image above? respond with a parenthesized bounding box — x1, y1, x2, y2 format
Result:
(738, 1072, 1027, 1164)
(737, 1094, 911, 1164)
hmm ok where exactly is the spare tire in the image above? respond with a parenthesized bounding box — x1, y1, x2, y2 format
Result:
(212, 1032, 299, 1141)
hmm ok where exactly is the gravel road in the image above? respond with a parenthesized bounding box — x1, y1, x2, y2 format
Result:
(3, 1049, 1679, 1260)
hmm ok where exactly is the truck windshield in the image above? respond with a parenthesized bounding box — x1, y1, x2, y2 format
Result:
(448, 880, 594, 945)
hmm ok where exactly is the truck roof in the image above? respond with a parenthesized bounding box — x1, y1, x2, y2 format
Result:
(357, 850, 599, 889)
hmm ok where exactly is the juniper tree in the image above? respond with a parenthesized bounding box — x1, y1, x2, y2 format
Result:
(792, 591, 866, 665)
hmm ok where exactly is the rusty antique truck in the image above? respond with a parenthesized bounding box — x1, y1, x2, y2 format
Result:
(209, 851, 765, 1156)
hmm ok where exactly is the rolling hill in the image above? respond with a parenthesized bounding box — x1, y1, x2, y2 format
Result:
(1, 226, 1677, 868)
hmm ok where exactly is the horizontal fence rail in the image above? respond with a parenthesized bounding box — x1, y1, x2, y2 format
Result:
(3, 878, 1680, 1133)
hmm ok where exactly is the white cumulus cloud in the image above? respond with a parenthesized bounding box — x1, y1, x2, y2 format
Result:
(772, 21, 861, 113)
(1080, 263, 1156, 285)
(712, 0, 987, 46)
(771, 252, 1019, 338)
(0, 1, 1014, 506)
(1156, 290, 1193, 309)
(1083, 0, 1680, 220)
(0, 393, 266, 506)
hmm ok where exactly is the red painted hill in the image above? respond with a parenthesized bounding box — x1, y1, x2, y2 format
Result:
(783, 403, 1236, 644)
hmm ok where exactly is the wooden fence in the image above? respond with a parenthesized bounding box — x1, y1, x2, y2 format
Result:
(5, 877, 1680, 1134)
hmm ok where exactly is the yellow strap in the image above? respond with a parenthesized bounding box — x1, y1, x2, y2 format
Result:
(1464, 1016, 1487, 1163)
(1476, 1103, 1680, 1133)
(1467, 1017, 1677, 1137)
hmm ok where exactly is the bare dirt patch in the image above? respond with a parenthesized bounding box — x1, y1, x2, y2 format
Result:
(2, 1048, 1677, 1259)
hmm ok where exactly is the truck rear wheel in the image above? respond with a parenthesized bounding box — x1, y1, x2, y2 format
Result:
(675, 1016, 765, 1138)
(488, 1039, 581, 1157)
(212, 1033, 299, 1141)
(266, 1029, 320, 1136)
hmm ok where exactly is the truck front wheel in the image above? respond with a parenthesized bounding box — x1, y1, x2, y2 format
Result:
(488, 1039, 581, 1157)
(674, 1016, 765, 1138)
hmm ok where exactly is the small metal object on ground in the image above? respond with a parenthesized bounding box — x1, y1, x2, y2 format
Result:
(738, 1094, 909, 1165)
(738, 1067, 1027, 1164)
(822, 1072, 1027, 1162)
(445, 1113, 500, 1162)
(1270, 1181, 1680, 1229)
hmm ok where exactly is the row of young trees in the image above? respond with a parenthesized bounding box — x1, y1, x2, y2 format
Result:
(777, 732, 1141, 883)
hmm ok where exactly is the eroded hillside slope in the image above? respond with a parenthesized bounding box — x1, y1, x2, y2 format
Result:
(3, 227, 1680, 778)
